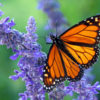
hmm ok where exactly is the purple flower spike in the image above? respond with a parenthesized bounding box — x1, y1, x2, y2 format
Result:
(26, 16, 37, 34)
(64, 73, 100, 100)
(8, 16, 46, 100)
(8, 19, 15, 27)
(0, 17, 23, 49)
(49, 83, 66, 100)
(0, 3, 4, 16)
(9, 70, 25, 80)
(3, 17, 10, 23)
(38, 0, 69, 36)
(9, 75, 19, 80)
(0, 10, 47, 99)
(65, 86, 73, 96)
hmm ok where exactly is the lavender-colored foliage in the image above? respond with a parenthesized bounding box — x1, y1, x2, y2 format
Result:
(0, 17, 20, 49)
(0, 10, 4, 16)
(38, 0, 69, 37)
(0, 3, 4, 16)
(0, 3, 3, 6)
(67, 77, 100, 100)
(10, 17, 46, 100)
(0, 15, 46, 100)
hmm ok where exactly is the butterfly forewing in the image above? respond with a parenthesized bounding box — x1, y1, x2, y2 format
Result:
(43, 44, 65, 91)
(60, 15, 100, 68)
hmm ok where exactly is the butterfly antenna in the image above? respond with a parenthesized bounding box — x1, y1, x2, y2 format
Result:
(47, 20, 53, 37)
(46, 20, 54, 44)
(55, 20, 58, 38)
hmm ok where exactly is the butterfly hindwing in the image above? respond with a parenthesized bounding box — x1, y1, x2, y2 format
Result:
(59, 49, 83, 81)
(63, 42, 99, 69)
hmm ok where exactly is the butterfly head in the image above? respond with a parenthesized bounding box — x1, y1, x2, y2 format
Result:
(50, 34, 57, 43)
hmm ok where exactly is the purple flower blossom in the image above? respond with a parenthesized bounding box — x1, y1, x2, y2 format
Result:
(0, 10, 4, 16)
(64, 72, 100, 100)
(0, 3, 4, 16)
(0, 17, 21, 49)
(49, 83, 66, 100)
(19, 93, 27, 100)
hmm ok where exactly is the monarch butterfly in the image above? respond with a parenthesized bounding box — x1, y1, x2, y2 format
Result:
(43, 15, 100, 92)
